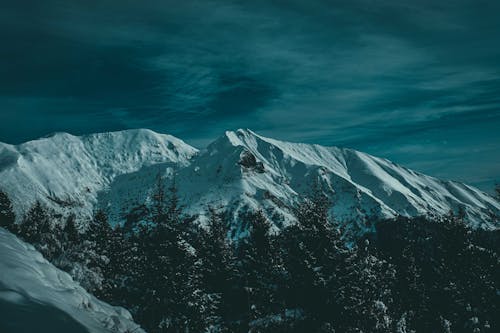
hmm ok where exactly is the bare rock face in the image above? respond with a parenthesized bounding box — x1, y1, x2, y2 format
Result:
(239, 150, 265, 173)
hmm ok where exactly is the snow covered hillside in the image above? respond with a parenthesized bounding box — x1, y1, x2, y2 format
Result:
(0, 128, 498, 234)
(0, 129, 197, 222)
(100, 129, 500, 235)
(0, 227, 144, 333)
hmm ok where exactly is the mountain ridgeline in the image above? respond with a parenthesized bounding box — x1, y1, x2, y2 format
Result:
(0, 129, 499, 332)
(0, 129, 498, 237)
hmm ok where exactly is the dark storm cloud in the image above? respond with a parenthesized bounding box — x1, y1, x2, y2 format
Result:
(0, 0, 499, 190)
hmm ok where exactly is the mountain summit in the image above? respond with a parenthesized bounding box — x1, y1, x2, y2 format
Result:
(0, 129, 498, 234)
(0, 129, 197, 220)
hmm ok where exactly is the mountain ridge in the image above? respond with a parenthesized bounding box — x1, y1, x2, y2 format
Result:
(0, 129, 197, 221)
(0, 128, 498, 234)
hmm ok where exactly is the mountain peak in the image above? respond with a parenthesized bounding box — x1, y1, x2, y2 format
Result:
(0, 128, 198, 221)
(41, 131, 76, 140)
(25, 129, 192, 150)
(223, 128, 261, 146)
(0, 128, 498, 233)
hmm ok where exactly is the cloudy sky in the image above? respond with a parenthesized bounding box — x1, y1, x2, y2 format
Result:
(1, 0, 499, 191)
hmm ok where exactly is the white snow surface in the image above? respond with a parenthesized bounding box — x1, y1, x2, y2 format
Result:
(0, 227, 144, 333)
(0, 128, 498, 235)
(0, 129, 197, 222)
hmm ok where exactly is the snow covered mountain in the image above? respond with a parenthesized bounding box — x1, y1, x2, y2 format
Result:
(0, 129, 197, 222)
(0, 129, 498, 235)
(0, 227, 144, 333)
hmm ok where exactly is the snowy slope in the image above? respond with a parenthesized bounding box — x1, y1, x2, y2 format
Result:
(0, 227, 144, 333)
(0, 128, 498, 235)
(0, 129, 197, 222)
(185, 130, 499, 232)
(103, 129, 499, 235)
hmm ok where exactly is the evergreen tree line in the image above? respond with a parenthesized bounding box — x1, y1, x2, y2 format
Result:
(0, 187, 498, 333)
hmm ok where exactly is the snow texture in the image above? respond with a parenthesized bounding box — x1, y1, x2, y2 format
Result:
(0, 129, 197, 222)
(0, 129, 498, 235)
(0, 227, 144, 333)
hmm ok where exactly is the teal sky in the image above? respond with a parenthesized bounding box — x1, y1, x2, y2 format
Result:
(0, 0, 499, 191)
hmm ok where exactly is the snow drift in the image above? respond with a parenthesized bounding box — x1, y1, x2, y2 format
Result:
(0, 227, 144, 333)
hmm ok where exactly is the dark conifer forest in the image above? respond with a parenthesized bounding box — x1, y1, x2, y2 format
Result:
(0, 187, 498, 333)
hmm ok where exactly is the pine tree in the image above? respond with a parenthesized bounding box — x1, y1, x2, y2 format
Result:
(166, 177, 182, 226)
(76, 209, 114, 297)
(151, 173, 167, 225)
(133, 176, 216, 333)
(151, 174, 184, 232)
(280, 224, 326, 326)
(99, 224, 131, 304)
(235, 211, 283, 329)
(17, 201, 63, 260)
(63, 213, 80, 246)
(121, 224, 151, 320)
(333, 242, 396, 332)
(88, 209, 113, 252)
(279, 195, 342, 330)
(0, 190, 16, 231)
(19, 201, 50, 244)
(197, 208, 238, 328)
(372, 215, 499, 332)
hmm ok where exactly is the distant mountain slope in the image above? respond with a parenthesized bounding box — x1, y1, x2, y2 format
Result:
(187, 130, 499, 231)
(0, 228, 144, 333)
(0, 129, 197, 221)
(101, 129, 499, 235)
(0, 129, 498, 235)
